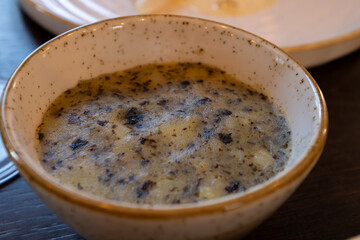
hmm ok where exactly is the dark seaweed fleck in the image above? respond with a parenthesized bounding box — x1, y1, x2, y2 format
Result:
(97, 120, 108, 126)
(187, 143, 195, 149)
(70, 139, 88, 150)
(77, 183, 83, 190)
(183, 177, 202, 198)
(260, 93, 267, 100)
(141, 159, 151, 166)
(124, 107, 143, 126)
(67, 113, 81, 124)
(168, 170, 176, 177)
(96, 87, 104, 96)
(172, 199, 181, 204)
(157, 99, 168, 106)
(215, 109, 233, 122)
(197, 97, 211, 105)
(143, 80, 152, 86)
(118, 178, 127, 184)
(180, 81, 190, 88)
(273, 151, 285, 161)
(38, 133, 44, 141)
(218, 133, 232, 144)
(203, 128, 215, 139)
(140, 101, 150, 106)
(139, 137, 147, 144)
(242, 107, 253, 112)
(225, 181, 239, 193)
(275, 116, 287, 132)
(176, 109, 187, 115)
(136, 180, 156, 198)
(112, 91, 125, 100)
(218, 109, 232, 116)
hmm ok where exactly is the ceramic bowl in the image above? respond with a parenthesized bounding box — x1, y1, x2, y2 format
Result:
(0, 15, 327, 240)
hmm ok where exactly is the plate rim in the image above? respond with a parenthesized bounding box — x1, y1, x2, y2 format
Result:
(20, 0, 360, 65)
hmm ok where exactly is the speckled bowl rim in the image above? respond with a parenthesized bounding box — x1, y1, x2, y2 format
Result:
(0, 14, 328, 219)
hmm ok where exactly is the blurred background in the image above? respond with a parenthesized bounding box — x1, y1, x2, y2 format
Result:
(0, 0, 359, 239)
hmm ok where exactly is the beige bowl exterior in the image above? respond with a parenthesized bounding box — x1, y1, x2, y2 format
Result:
(0, 15, 327, 240)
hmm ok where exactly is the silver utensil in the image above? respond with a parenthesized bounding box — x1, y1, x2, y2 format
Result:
(0, 78, 18, 185)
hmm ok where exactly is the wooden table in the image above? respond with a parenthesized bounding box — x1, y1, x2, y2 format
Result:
(0, 0, 359, 239)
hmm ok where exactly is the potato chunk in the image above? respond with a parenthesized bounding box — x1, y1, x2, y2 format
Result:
(253, 149, 274, 169)
(158, 115, 202, 150)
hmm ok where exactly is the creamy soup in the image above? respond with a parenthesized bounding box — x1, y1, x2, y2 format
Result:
(37, 62, 291, 205)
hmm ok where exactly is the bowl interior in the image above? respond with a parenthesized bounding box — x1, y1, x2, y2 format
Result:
(1, 15, 324, 205)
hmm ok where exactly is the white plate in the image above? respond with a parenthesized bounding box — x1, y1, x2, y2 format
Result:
(19, 0, 360, 67)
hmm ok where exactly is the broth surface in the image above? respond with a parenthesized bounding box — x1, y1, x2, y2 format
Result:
(37, 62, 291, 204)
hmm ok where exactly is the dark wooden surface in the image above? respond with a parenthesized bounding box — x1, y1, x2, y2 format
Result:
(0, 0, 359, 239)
